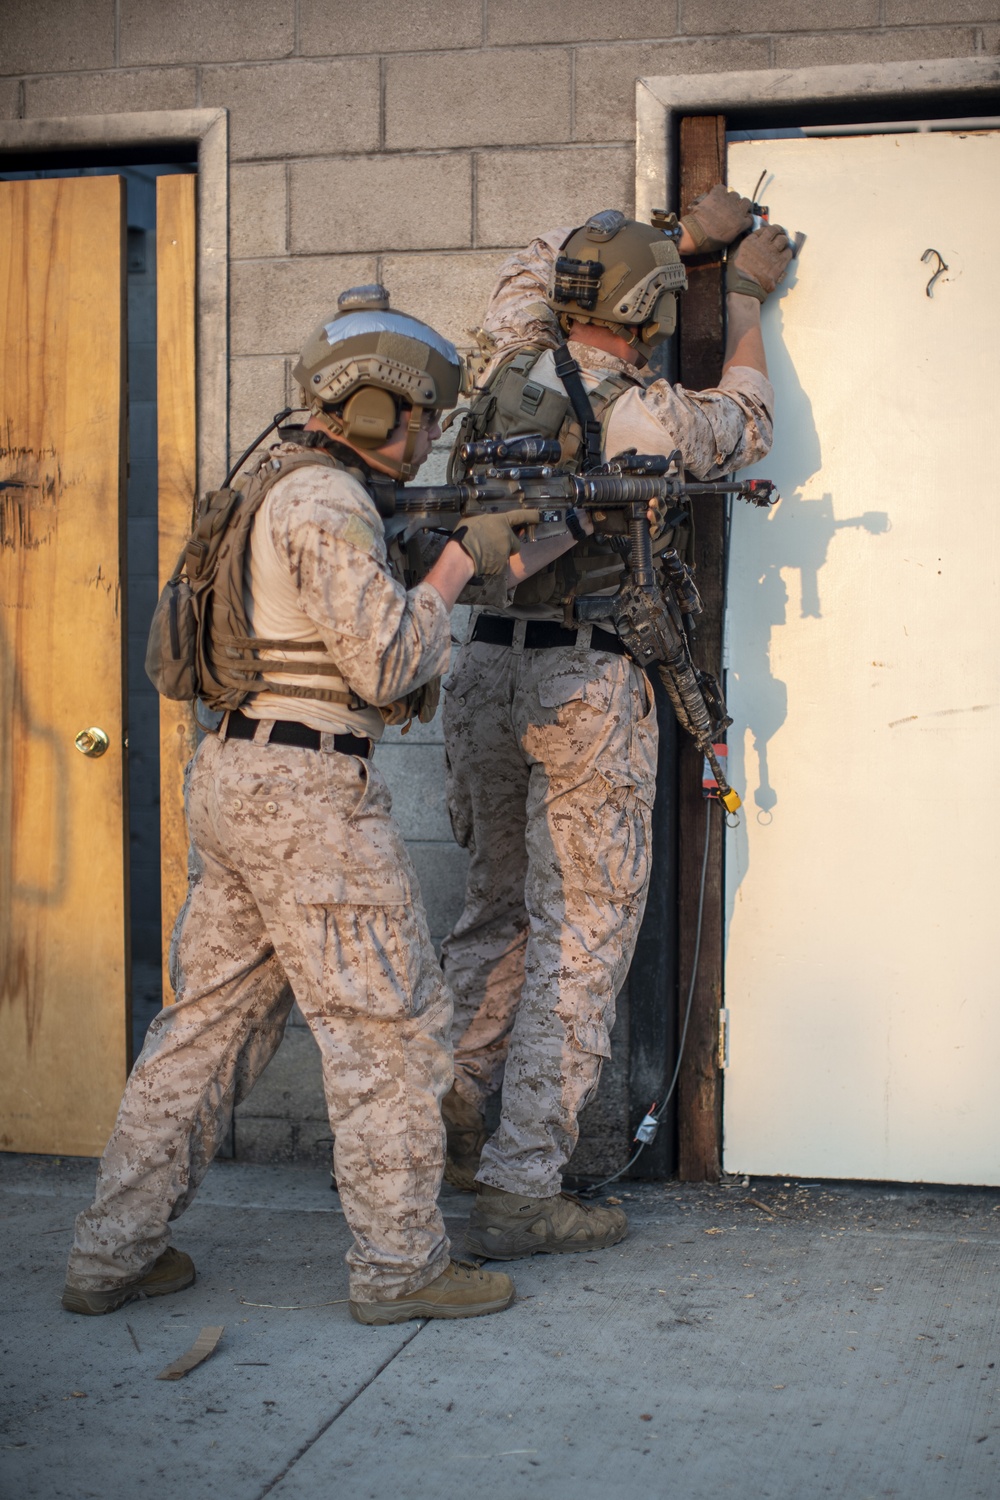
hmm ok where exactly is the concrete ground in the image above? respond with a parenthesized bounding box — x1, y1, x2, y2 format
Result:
(2, 1154, 998, 1500)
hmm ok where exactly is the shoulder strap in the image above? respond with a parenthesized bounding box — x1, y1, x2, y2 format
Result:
(591, 371, 634, 404)
(552, 343, 603, 472)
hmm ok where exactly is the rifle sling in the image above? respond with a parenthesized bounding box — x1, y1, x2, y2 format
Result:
(552, 344, 603, 472)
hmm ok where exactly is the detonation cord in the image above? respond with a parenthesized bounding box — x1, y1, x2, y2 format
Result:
(581, 796, 713, 1197)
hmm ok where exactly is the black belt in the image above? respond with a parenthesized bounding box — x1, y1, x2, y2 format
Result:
(471, 616, 627, 656)
(225, 710, 372, 758)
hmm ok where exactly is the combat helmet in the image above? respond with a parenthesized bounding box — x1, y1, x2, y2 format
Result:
(547, 210, 688, 359)
(292, 285, 464, 479)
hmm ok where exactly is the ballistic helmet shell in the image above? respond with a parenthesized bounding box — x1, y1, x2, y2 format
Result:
(547, 213, 688, 354)
(293, 285, 464, 417)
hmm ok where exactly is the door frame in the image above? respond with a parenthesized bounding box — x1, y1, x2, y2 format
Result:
(637, 58, 1000, 227)
(0, 110, 227, 1020)
(0, 108, 228, 493)
(633, 56, 1000, 1180)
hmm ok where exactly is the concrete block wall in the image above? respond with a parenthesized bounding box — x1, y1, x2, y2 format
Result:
(4, 0, 998, 1169)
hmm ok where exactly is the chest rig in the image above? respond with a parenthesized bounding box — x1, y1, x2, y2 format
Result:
(446, 346, 636, 615)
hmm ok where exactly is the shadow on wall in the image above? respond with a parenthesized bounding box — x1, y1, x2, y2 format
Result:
(723, 280, 889, 875)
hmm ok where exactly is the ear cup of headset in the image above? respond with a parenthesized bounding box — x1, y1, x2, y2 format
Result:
(342, 387, 397, 446)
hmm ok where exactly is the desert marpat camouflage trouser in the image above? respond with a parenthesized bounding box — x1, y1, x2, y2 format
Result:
(67, 728, 453, 1303)
(441, 634, 658, 1198)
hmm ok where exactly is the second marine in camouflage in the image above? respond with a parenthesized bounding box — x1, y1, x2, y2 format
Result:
(439, 192, 794, 1257)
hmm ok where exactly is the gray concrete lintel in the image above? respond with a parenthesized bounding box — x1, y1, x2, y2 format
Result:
(636, 56, 1000, 220)
(0, 108, 229, 494)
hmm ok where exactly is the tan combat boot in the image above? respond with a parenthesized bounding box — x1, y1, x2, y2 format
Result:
(441, 1085, 488, 1192)
(465, 1186, 628, 1260)
(349, 1260, 515, 1325)
(62, 1246, 196, 1315)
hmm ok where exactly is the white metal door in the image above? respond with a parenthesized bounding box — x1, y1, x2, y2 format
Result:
(723, 130, 1000, 1184)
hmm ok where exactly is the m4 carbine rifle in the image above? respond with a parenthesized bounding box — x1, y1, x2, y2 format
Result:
(372, 436, 777, 815)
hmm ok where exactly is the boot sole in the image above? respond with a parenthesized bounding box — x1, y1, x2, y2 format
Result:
(61, 1266, 196, 1316)
(464, 1227, 627, 1260)
(349, 1285, 516, 1325)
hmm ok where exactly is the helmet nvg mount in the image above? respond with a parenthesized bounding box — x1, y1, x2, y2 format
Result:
(292, 284, 464, 479)
(547, 210, 688, 359)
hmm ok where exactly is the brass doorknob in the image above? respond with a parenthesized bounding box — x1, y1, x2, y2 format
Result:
(74, 727, 110, 758)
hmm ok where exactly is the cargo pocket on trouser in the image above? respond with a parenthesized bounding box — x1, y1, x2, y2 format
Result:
(285, 756, 430, 1019)
(559, 770, 653, 901)
(294, 898, 424, 1021)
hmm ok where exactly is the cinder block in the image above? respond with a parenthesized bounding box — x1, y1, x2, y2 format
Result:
(202, 58, 379, 161)
(229, 356, 289, 460)
(417, 437, 455, 487)
(373, 742, 452, 841)
(488, 0, 678, 45)
(680, 0, 877, 32)
(234, 1024, 328, 1122)
(1, 0, 113, 75)
(230, 163, 287, 260)
(120, 0, 294, 66)
(985, 25, 1000, 51)
(291, 154, 472, 255)
(774, 26, 976, 67)
(406, 840, 472, 941)
(385, 49, 571, 150)
(886, 0, 997, 19)
(230, 254, 377, 355)
(24, 67, 196, 118)
(476, 146, 634, 248)
(0, 79, 20, 118)
(380, 250, 508, 350)
(233, 1116, 332, 1166)
(299, 0, 482, 55)
(574, 38, 771, 145)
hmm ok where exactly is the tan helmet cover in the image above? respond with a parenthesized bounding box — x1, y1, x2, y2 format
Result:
(547, 211, 688, 356)
(292, 284, 464, 437)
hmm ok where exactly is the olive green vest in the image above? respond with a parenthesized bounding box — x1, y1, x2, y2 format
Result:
(447, 347, 636, 615)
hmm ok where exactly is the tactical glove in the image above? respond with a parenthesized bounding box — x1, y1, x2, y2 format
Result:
(681, 184, 753, 253)
(452, 509, 541, 576)
(648, 494, 670, 541)
(726, 224, 793, 302)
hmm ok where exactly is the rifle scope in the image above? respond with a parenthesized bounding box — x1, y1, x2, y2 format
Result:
(459, 436, 563, 467)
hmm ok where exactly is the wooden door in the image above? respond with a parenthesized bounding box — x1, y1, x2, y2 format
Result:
(0, 176, 129, 1155)
(723, 130, 1000, 1184)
